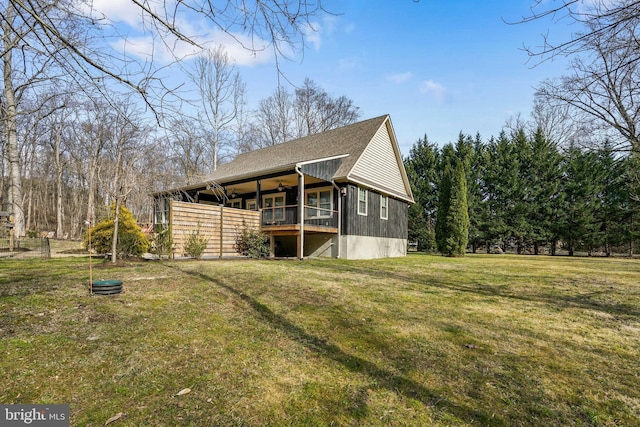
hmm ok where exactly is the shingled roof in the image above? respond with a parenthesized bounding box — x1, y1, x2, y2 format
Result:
(163, 115, 413, 202)
(208, 115, 389, 182)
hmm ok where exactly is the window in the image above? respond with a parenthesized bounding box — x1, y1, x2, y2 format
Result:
(228, 198, 242, 209)
(380, 195, 388, 220)
(246, 199, 257, 210)
(263, 195, 285, 222)
(305, 188, 332, 219)
(154, 197, 170, 229)
(357, 187, 368, 216)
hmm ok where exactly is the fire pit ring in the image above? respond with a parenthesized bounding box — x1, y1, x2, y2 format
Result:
(92, 280, 123, 295)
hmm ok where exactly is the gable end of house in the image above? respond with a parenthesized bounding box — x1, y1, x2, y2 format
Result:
(346, 118, 413, 203)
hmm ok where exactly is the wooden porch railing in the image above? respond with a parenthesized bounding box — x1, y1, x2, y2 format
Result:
(261, 204, 338, 229)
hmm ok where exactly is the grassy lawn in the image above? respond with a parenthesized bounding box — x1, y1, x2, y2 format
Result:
(1, 254, 639, 426)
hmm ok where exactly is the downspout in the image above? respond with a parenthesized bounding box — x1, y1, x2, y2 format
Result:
(331, 180, 342, 259)
(295, 166, 304, 260)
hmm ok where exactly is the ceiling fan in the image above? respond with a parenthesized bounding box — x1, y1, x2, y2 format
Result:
(276, 181, 289, 192)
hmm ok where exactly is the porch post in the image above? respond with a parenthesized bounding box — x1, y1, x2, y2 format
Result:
(269, 235, 275, 257)
(256, 180, 262, 209)
(297, 170, 304, 260)
(336, 186, 342, 258)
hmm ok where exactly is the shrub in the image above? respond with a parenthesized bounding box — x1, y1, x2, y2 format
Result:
(184, 224, 209, 259)
(151, 227, 173, 258)
(85, 204, 150, 258)
(234, 224, 269, 258)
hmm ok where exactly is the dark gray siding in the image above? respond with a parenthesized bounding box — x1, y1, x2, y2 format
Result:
(300, 158, 344, 181)
(342, 184, 408, 239)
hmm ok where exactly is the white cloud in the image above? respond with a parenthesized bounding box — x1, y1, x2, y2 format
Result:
(388, 72, 413, 84)
(419, 80, 447, 103)
(201, 32, 273, 67)
(302, 22, 322, 51)
(321, 15, 339, 37)
(89, 0, 275, 67)
(86, 0, 151, 27)
(109, 29, 274, 68)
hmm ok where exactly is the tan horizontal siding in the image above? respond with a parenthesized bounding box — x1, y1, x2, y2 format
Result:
(349, 123, 409, 198)
(170, 201, 260, 258)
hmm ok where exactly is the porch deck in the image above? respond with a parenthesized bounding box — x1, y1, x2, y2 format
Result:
(260, 204, 338, 235)
(261, 223, 338, 235)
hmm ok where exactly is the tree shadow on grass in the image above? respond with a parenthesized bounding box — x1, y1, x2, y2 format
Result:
(164, 264, 502, 426)
(307, 261, 640, 320)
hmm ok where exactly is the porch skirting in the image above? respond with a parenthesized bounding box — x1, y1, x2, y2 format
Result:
(339, 235, 407, 260)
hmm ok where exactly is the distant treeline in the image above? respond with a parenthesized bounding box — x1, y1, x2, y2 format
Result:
(404, 129, 640, 256)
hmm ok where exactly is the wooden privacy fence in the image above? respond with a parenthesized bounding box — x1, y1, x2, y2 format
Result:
(170, 201, 261, 258)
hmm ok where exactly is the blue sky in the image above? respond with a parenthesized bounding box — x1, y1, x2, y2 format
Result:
(238, 1, 573, 155)
(91, 0, 575, 156)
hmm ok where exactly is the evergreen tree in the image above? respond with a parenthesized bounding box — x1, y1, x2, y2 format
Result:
(454, 132, 474, 171)
(467, 134, 489, 252)
(404, 135, 440, 251)
(595, 143, 624, 256)
(509, 128, 532, 253)
(526, 128, 563, 254)
(557, 144, 603, 256)
(484, 132, 519, 252)
(622, 153, 640, 255)
(436, 159, 469, 256)
(435, 162, 453, 255)
(597, 147, 640, 256)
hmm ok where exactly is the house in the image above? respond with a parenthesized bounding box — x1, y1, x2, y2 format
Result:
(153, 115, 414, 259)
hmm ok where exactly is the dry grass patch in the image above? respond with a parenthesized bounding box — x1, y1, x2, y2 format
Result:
(1, 254, 639, 426)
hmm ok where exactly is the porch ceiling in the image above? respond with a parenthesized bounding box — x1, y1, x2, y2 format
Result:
(199, 173, 326, 197)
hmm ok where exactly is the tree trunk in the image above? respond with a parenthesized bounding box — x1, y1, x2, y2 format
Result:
(55, 128, 64, 239)
(2, 4, 26, 238)
(87, 165, 96, 228)
(110, 147, 123, 264)
(111, 196, 120, 263)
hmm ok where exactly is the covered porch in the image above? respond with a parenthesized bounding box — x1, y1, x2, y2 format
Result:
(155, 164, 344, 259)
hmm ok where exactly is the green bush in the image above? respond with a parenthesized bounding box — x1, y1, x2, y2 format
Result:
(184, 224, 209, 259)
(234, 225, 269, 258)
(85, 204, 150, 258)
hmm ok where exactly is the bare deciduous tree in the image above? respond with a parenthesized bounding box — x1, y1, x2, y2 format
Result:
(252, 79, 360, 148)
(99, 102, 149, 263)
(187, 46, 245, 171)
(294, 78, 360, 138)
(529, 94, 590, 147)
(517, 0, 640, 64)
(255, 86, 295, 147)
(535, 18, 640, 151)
(2, 0, 329, 236)
(164, 117, 209, 184)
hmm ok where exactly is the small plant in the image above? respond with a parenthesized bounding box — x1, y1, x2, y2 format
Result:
(234, 224, 269, 258)
(151, 227, 173, 258)
(184, 223, 209, 259)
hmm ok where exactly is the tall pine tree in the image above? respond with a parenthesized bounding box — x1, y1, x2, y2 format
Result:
(467, 133, 489, 252)
(436, 159, 469, 256)
(404, 135, 440, 251)
(526, 128, 563, 254)
(558, 143, 604, 256)
(484, 132, 519, 251)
